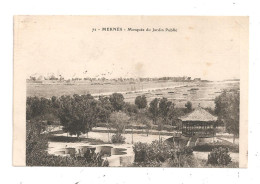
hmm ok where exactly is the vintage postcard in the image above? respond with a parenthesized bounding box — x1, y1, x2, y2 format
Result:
(13, 16, 248, 167)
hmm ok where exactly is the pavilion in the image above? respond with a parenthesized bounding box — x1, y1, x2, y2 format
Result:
(179, 106, 218, 138)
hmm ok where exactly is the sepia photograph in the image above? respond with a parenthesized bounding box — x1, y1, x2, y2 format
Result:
(13, 16, 248, 168)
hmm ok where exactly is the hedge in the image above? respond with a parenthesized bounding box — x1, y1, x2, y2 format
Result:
(193, 141, 239, 153)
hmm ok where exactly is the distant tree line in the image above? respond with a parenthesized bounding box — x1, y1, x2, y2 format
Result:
(28, 75, 205, 83)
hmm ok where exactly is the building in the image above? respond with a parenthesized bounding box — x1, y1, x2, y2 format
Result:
(179, 106, 218, 138)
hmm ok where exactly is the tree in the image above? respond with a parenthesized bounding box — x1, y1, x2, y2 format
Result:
(185, 101, 193, 113)
(109, 111, 130, 134)
(98, 96, 113, 123)
(135, 95, 147, 109)
(141, 117, 152, 136)
(148, 98, 159, 124)
(26, 96, 60, 123)
(123, 102, 138, 116)
(59, 95, 99, 139)
(98, 96, 113, 142)
(26, 120, 48, 165)
(26, 96, 49, 120)
(167, 105, 185, 132)
(167, 103, 175, 125)
(215, 90, 239, 143)
(109, 93, 125, 111)
(159, 97, 172, 124)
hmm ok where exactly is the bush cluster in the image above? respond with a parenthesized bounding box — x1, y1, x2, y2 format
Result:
(207, 147, 232, 166)
(27, 153, 109, 167)
(133, 141, 194, 167)
(111, 133, 126, 144)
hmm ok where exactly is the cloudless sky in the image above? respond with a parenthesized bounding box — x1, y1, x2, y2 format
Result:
(15, 16, 248, 81)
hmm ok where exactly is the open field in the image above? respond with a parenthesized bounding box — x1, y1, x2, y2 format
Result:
(27, 80, 239, 108)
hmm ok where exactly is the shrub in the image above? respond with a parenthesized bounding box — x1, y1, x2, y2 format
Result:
(207, 147, 232, 166)
(163, 146, 195, 167)
(163, 154, 196, 167)
(134, 141, 173, 163)
(111, 133, 126, 144)
(27, 152, 109, 167)
(133, 141, 194, 167)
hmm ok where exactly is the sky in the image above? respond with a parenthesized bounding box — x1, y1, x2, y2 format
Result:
(15, 16, 248, 81)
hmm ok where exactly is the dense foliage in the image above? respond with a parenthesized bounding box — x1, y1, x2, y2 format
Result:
(26, 121, 108, 166)
(133, 141, 194, 167)
(26, 88, 240, 167)
(58, 94, 99, 138)
(109, 93, 125, 111)
(98, 96, 113, 123)
(26, 96, 60, 122)
(148, 98, 159, 124)
(135, 95, 147, 109)
(207, 147, 232, 166)
(26, 121, 48, 165)
(215, 90, 240, 142)
(123, 102, 138, 116)
(158, 97, 172, 122)
(26, 93, 193, 139)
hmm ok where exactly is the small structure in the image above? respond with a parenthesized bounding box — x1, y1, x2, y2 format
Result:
(179, 106, 217, 138)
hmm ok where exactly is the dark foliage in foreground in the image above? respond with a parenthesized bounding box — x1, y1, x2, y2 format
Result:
(207, 147, 232, 166)
(133, 141, 195, 167)
(26, 121, 108, 166)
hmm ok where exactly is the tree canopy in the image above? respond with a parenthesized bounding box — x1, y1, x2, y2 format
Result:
(185, 101, 193, 113)
(109, 111, 130, 133)
(97, 96, 113, 123)
(159, 97, 172, 122)
(215, 90, 240, 140)
(59, 94, 99, 138)
(148, 98, 159, 124)
(109, 93, 125, 111)
(135, 95, 147, 109)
